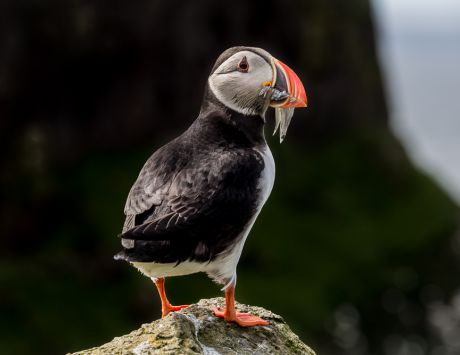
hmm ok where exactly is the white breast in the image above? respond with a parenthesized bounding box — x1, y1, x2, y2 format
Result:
(257, 145, 276, 204)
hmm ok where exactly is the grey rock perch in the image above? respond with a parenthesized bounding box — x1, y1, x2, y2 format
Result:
(71, 298, 316, 355)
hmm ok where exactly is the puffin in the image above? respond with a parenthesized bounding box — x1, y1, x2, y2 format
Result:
(115, 46, 307, 327)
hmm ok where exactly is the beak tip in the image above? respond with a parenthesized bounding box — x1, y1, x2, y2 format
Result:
(273, 58, 308, 109)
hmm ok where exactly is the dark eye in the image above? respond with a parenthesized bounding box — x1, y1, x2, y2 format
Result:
(237, 56, 249, 73)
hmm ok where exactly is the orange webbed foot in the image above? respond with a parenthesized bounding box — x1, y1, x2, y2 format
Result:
(212, 306, 269, 327)
(162, 304, 189, 317)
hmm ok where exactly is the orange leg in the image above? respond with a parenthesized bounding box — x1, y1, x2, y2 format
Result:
(212, 284, 269, 327)
(154, 278, 188, 317)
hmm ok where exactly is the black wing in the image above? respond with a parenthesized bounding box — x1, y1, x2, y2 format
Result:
(118, 140, 264, 264)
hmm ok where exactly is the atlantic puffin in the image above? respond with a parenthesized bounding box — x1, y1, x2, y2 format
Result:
(115, 46, 307, 327)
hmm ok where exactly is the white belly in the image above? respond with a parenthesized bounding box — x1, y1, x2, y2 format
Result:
(132, 144, 276, 283)
(132, 260, 208, 279)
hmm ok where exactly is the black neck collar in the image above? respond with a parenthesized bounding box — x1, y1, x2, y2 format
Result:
(197, 84, 266, 146)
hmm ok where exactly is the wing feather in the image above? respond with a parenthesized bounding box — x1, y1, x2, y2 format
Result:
(120, 147, 264, 242)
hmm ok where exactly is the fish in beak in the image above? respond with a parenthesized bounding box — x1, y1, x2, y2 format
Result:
(261, 57, 308, 142)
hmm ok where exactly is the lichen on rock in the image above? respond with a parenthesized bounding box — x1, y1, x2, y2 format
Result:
(71, 298, 315, 355)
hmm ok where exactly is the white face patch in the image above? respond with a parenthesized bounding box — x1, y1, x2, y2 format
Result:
(208, 50, 273, 115)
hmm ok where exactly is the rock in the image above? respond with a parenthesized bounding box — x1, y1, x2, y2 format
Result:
(71, 298, 315, 355)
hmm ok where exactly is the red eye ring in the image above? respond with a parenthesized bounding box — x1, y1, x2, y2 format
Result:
(237, 56, 249, 73)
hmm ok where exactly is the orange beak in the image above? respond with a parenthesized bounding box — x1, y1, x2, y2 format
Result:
(270, 58, 308, 108)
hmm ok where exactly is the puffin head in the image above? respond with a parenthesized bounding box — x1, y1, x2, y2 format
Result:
(208, 46, 308, 142)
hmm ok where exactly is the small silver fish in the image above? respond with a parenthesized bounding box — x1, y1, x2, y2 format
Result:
(274, 107, 295, 143)
(259, 86, 295, 143)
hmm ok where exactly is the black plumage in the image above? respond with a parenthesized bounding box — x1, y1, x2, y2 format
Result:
(115, 101, 266, 265)
(115, 47, 279, 269)
(114, 46, 307, 326)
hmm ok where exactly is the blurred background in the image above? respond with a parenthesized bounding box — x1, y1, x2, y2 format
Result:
(1, 0, 459, 354)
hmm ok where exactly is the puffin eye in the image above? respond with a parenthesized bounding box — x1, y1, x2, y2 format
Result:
(237, 56, 249, 73)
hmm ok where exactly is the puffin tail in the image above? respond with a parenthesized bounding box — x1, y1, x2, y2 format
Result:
(114, 237, 137, 261)
(114, 250, 129, 261)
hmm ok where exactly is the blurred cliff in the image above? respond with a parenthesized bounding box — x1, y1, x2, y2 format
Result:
(1, 0, 459, 354)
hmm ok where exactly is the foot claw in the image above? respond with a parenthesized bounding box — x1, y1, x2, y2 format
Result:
(170, 304, 189, 311)
(162, 304, 189, 317)
(212, 306, 225, 317)
(212, 307, 269, 327)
